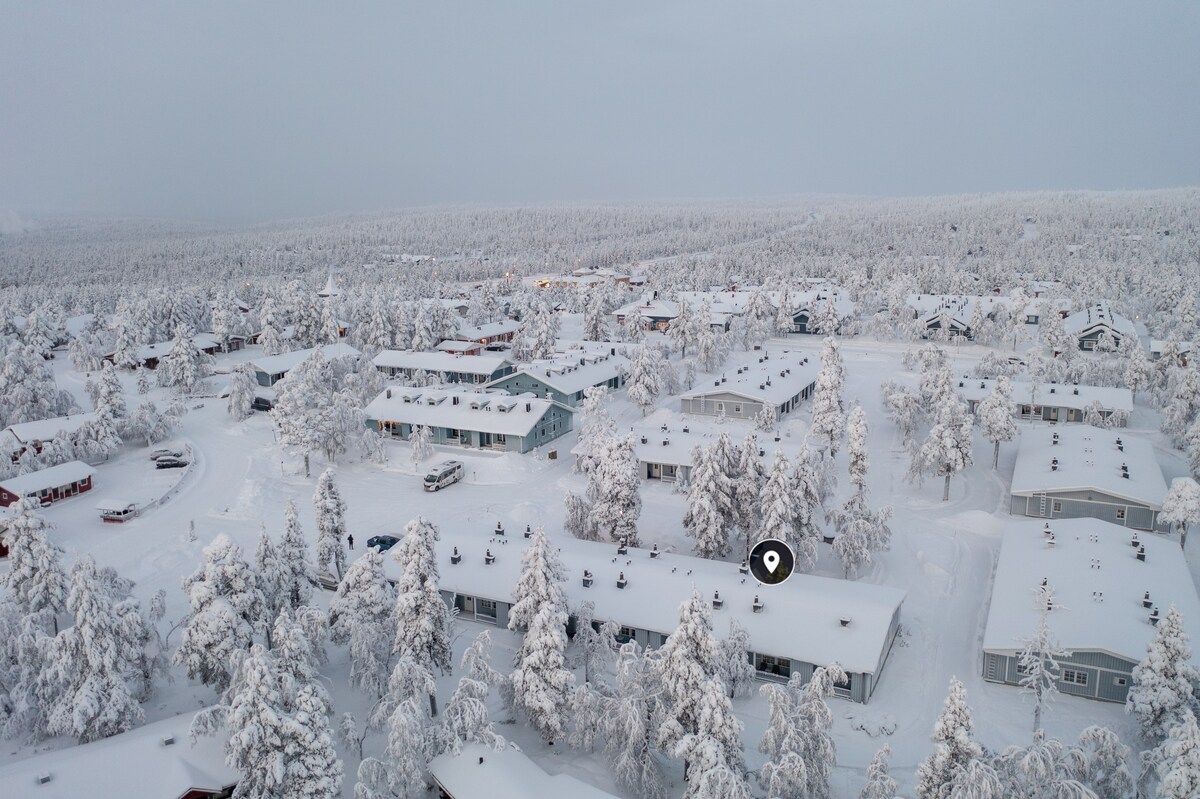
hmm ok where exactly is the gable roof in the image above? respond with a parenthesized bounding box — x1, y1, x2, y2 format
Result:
(680, 347, 820, 407)
(1062, 302, 1136, 338)
(249, 342, 361, 377)
(363, 387, 569, 437)
(428, 743, 618, 799)
(4, 413, 97, 445)
(372, 350, 511, 377)
(0, 461, 95, 496)
(490, 352, 629, 396)
(957, 379, 1133, 414)
(1010, 425, 1167, 508)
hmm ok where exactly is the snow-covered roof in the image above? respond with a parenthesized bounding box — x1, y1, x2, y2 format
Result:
(0, 711, 236, 799)
(1062, 303, 1136, 338)
(680, 348, 820, 407)
(613, 288, 854, 323)
(455, 320, 523, 342)
(1010, 425, 1167, 508)
(0, 461, 95, 496)
(4, 413, 97, 445)
(982, 518, 1200, 666)
(428, 743, 618, 799)
(363, 387, 569, 437)
(94, 498, 138, 512)
(957, 379, 1133, 413)
(493, 352, 629, 397)
(1150, 340, 1191, 357)
(906, 294, 1008, 325)
(573, 413, 804, 470)
(436, 340, 484, 354)
(372, 350, 512, 377)
(249, 342, 362, 377)
(380, 530, 905, 675)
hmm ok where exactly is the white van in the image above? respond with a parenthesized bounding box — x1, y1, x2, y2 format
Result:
(423, 460, 464, 492)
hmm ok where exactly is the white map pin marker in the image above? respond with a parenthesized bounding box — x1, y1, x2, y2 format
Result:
(764, 551, 780, 574)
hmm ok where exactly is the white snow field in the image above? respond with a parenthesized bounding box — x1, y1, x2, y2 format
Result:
(2, 323, 1184, 798)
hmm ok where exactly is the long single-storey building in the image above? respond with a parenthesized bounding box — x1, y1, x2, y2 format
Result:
(679, 349, 819, 420)
(0, 710, 237, 799)
(1062, 303, 1136, 352)
(982, 518, 1200, 704)
(249, 342, 362, 387)
(0, 460, 96, 507)
(0, 413, 97, 461)
(485, 351, 628, 407)
(429, 743, 619, 799)
(372, 351, 514, 385)
(1009, 425, 1168, 532)
(104, 332, 243, 370)
(379, 531, 906, 704)
(906, 294, 1007, 340)
(363, 387, 573, 453)
(958, 379, 1132, 426)
(454, 319, 523, 348)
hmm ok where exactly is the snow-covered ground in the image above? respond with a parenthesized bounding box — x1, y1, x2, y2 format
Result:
(2, 323, 1187, 798)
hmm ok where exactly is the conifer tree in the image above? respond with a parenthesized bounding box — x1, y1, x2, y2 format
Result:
(222, 644, 289, 799)
(281, 682, 344, 799)
(1127, 605, 1199, 741)
(508, 526, 568, 633)
(915, 677, 983, 799)
(511, 602, 574, 744)
(657, 590, 721, 759)
(626, 345, 661, 415)
(328, 549, 395, 698)
(859, 744, 898, 799)
(977, 375, 1017, 469)
(810, 337, 846, 456)
(1158, 709, 1200, 799)
(313, 469, 347, 581)
(278, 499, 318, 612)
(391, 517, 453, 714)
(228, 363, 258, 422)
(0, 498, 68, 631)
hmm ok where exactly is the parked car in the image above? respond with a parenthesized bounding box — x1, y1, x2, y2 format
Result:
(423, 460, 464, 492)
(367, 535, 400, 552)
(149, 448, 184, 460)
(154, 457, 189, 469)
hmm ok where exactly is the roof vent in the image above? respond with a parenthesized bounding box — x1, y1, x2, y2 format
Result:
(161, 735, 176, 746)
(662, 438, 669, 446)
(752, 594, 764, 613)
(759, 384, 765, 390)
(525, 402, 531, 412)
(1073, 387, 1079, 395)
(37, 773, 52, 785)
(1049, 387, 1055, 394)
(484, 549, 495, 565)
(386, 388, 392, 399)
(839, 617, 852, 627)
(616, 571, 628, 589)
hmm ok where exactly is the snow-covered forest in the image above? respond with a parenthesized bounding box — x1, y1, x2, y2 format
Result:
(2, 189, 1200, 798)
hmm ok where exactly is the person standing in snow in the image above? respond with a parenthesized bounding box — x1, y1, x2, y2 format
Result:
(347, 534, 354, 550)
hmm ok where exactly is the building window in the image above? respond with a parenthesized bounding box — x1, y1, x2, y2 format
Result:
(616, 626, 636, 644)
(733, 404, 742, 414)
(1061, 669, 1088, 686)
(756, 655, 790, 678)
(1115, 507, 1126, 521)
(1015, 662, 1030, 675)
(716, 402, 725, 414)
(477, 599, 497, 618)
(833, 672, 852, 694)
(1115, 677, 1127, 686)
(1052, 500, 1062, 513)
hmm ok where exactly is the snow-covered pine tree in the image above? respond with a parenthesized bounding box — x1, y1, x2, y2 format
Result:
(1161, 477, 1200, 548)
(95, 361, 127, 421)
(846, 403, 869, 497)
(175, 534, 267, 692)
(774, 286, 795, 336)
(1017, 584, 1069, 734)
(135, 366, 150, 395)
(43, 556, 145, 743)
(792, 665, 844, 799)
(356, 697, 432, 799)
(910, 387, 974, 501)
(684, 444, 732, 559)
(1126, 605, 1199, 741)
(570, 600, 618, 687)
(391, 517, 453, 714)
(124, 400, 176, 446)
(622, 308, 646, 342)
(717, 619, 755, 699)
(741, 289, 772, 350)
(1074, 725, 1133, 799)
(328, 548, 395, 697)
(626, 345, 661, 416)
(319, 303, 342, 345)
(1163, 368, 1200, 447)
(437, 674, 504, 756)
(859, 744, 898, 799)
(731, 431, 766, 550)
(313, 469, 347, 581)
(668, 300, 697, 358)
(756, 450, 796, 552)
(227, 363, 258, 422)
(508, 526, 568, 633)
(157, 328, 212, 394)
(976, 375, 1017, 469)
(586, 435, 643, 546)
(605, 642, 667, 799)
(0, 498, 68, 631)
(222, 644, 288, 799)
(281, 681, 344, 799)
(511, 601, 574, 744)
(1124, 344, 1153, 402)
(1159, 709, 1200, 799)
(915, 676, 983, 799)
(673, 676, 747, 797)
(271, 609, 330, 715)
(278, 499, 318, 612)
(790, 444, 824, 573)
(810, 337, 846, 456)
(656, 590, 721, 757)
(408, 424, 433, 466)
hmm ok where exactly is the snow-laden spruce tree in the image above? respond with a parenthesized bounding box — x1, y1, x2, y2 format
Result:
(1075, 725, 1133, 799)
(845, 403, 869, 495)
(43, 556, 145, 743)
(570, 600, 619, 687)
(175, 534, 267, 692)
(859, 744, 898, 799)
(313, 469, 347, 581)
(1158, 708, 1200, 799)
(793, 665, 844, 799)
(408, 424, 433, 466)
(95, 360, 127, 421)
(124, 400, 177, 446)
(1161, 477, 1200, 548)
(573, 385, 614, 476)
(437, 672, 505, 756)
(626, 345, 661, 416)
(356, 697, 433, 799)
(656, 590, 721, 758)
(757, 450, 796, 551)
(773, 286, 795, 336)
(157, 327, 212, 394)
(511, 601, 574, 744)
(669, 300, 698, 358)
(810, 337, 846, 456)
(717, 619, 755, 699)
(227, 363, 258, 422)
(278, 500, 318, 613)
(732, 431, 766, 547)
(622, 308, 646, 342)
(221, 644, 289, 799)
(0, 498, 68, 631)
(915, 676, 983, 799)
(586, 434, 643, 546)
(605, 642, 667, 799)
(1163, 368, 1200, 447)
(673, 675, 747, 797)
(790, 444, 825, 573)
(281, 682, 344, 799)
(976, 375, 1017, 469)
(508, 526, 568, 633)
(1017, 584, 1069, 735)
(910, 387, 974, 502)
(328, 548, 395, 698)
(391, 518, 453, 691)
(880, 380, 922, 452)
(1125, 344, 1153, 402)
(684, 445, 732, 559)
(271, 609, 330, 715)
(254, 526, 285, 641)
(741, 289, 772, 350)
(1127, 605, 1199, 741)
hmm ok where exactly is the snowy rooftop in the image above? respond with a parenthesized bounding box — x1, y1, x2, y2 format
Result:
(436, 340, 484, 354)
(1150, 340, 1191, 356)
(0, 461, 96, 496)
(380, 530, 905, 675)
(680, 347, 820, 407)
(372, 350, 512, 377)
(455, 319, 523, 341)
(363, 386, 569, 437)
(495, 351, 629, 396)
(1010, 425, 1167, 508)
(428, 743, 618, 799)
(614, 287, 853, 322)
(0, 711, 235, 799)
(1062, 302, 1136, 337)
(4, 413, 97, 445)
(957, 379, 1133, 413)
(249, 342, 361, 377)
(906, 293, 1008, 324)
(982, 518, 1200, 666)
(573, 413, 804, 470)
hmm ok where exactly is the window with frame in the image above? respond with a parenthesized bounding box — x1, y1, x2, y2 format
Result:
(756, 655, 790, 677)
(1015, 661, 1030, 675)
(833, 672, 852, 693)
(733, 404, 742, 414)
(1115, 677, 1127, 686)
(1061, 669, 1088, 686)
(1052, 500, 1063, 513)
(1115, 507, 1126, 521)
(477, 599, 497, 617)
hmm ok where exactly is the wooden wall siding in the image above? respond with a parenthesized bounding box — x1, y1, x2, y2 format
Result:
(983, 649, 1137, 703)
(1012, 494, 1163, 532)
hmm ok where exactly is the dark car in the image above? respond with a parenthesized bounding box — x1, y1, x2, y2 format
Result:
(154, 457, 189, 469)
(367, 535, 400, 553)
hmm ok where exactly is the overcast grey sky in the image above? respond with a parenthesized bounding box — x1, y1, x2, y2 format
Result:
(1, 2, 1197, 221)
